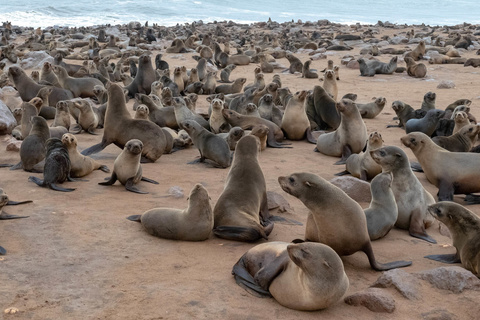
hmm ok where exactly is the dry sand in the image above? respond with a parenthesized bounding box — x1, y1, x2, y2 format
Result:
(1, 24, 480, 319)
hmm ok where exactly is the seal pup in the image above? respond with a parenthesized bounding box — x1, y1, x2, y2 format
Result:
(99, 139, 159, 194)
(181, 120, 231, 168)
(315, 99, 367, 164)
(214, 135, 273, 242)
(127, 184, 213, 241)
(70, 99, 99, 134)
(432, 124, 479, 152)
(356, 97, 386, 119)
(425, 202, 480, 277)
(302, 60, 318, 78)
(401, 132, 480, 202)
(61, 133, 109, 177)
(53, 65, 103, 98)
(209, 98, 231, 134)
(81, 83, 167, 162)
(365, 172, 398, 240)
(278, 172, 412, 270)
(51, 101, 71, 129)
(387, 100, 426, 128)
(421, 91, 436, 111)
(28, 138, 77, 192)
(232, 241, 349, 310)
(404, 57, 427, 78)
(322, 70, 338, 101)
(336, 131, 383, 180)
(218, 126, 245, 151)
(371, 146, 436, 242)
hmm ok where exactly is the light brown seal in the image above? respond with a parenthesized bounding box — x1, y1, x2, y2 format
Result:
(315, 99, 367, 164)
(127, 184, 213, 241)
(125, 54, 156, 98)
(81, 83, 167, 162)
(213, 135, 273, 242)
(278, 172, 412, 270)
(209, 98, 231, 134)
(404, 57, 427, 78)
(364, 172, 398, 241)
(370, 145, 436, 243)
(356, 97, 386, 119)
(98, 139, 159, 194)
(425, 202, 480, 277)
(401, 132, 480, 202)
(53, 65, 104, 98)
(322, 69, 338, 101)
(51, 100, 71, 129)
(69, 99, 99, 134)
(232, 241, 349, 310)
(61, 133, 109, 177)
(281, 90, 315, 142)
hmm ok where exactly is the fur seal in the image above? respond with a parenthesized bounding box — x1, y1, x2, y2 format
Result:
(453, 111, 470, 134)
(28, 138, 76, 192)
(218, 126, 245, 151)
(322, 70, 338, 101)
(257, 94, 282, 127)
(250, 125, 269, 151)
(209, 99, 231, 134)
(285, 53, 303, 74)
(405, 40, 425, 61)
(307, 85, 340, 130)
(232, 241, 349, 310)
(405, 109, 444, 136)
(421, 91, 436, 111)
(61, 133, 109, 177)
(70, 99, 99, 134)
(51, 101, 71, 129)
(214, 135, 273, 242)
(365, 172, 398, 241)
(401, 132, 480, 202)
(388, 100, 426, 128)
(358, 56, 398, 76)
(81, 83, 167, 162)
(356, 97, 386, 119)
(315, 99, 367, 164)
(281, 90, 314, 141)
(432, 124, 479, 152)
(134, 104, 150, 120)
(135, 93, 178, 129)
(222, 109, 290, 148)
(302, 60, 318, 78)
(215, 78, 246, 94)
(99, 139, 158, 194)
(425, 202, 480, 277)
(370, 146, 436, 242)
(125, 54, 156, 97)
(20, 97, 43, 139)
(0, 189, 31, 220)
(404, 57, 427, 78)
(181, 120, 231, 168)
(173, 97, 210, 130)
(53, 65, 103, 98)
(127, 184, 213, 241)
(219, 64, 236, 83)
(278, 172, 412, 270)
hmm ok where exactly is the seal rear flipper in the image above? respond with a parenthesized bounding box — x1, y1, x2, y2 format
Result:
(410, 162, 424, 172)
(28, 176, 45, 187)
(269, 215, 303, 226)
(409, 209, 437, 243)
(69, 123, 83, 134)
(125, 178, 148, 194)
(363, 242, 412, 271)
(0, 246, 6, 255)
(305, 127, 317, 144)
(49, 184, 76, 192)
(334, 170, 350, 176)
(386, 124, 402, 128)
(9, 162, 23, 170)
(68, 176, 87, 182)
(140, 156, 155, 163)
(334, 145, 352, 165)
(0, 212, 29, 220)
(424, 253, 461, 264)
(464, 194, 480, 205)
(87, 126, 98, 135)
(127, 215, 142, 222)
(232, 256, 272, 298)
(7, 200, 33, 206)
(81, 142, 108, 156)
(213, 226, 267, 242)
(141, 177, 159, 184)
(187, 157, 204, 164)
(0, 164, 14, 168)
(99, 172, 117, 186)
(99, 165, 110, 173)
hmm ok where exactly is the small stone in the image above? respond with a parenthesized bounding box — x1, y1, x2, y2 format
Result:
(4, 307, 19, 314)
(421, 309, 457, 320)
(267, 191, 293, 213)
(438, 222, 451, 238)
(344, 288, 395, 313)
(416, 266, 480, 293)
(6, 138, 22, 151)
(329, 176, 371, 203)
(437, 80, 455, 89)
(167, 186, 184, 198)
(371, 269, 419, 300)
(0, 100, 17, 135)
(346, 59, 360, 69)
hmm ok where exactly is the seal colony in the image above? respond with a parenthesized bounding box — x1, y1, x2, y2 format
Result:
(1, 18, 480, 318)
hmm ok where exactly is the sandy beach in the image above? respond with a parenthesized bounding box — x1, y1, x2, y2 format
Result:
(1, 21, 480, 319)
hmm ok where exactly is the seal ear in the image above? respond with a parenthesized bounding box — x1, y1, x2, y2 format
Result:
(395, 152, 402, 158)
(371, 96, 376, 100)
(305, 181, 312, 187)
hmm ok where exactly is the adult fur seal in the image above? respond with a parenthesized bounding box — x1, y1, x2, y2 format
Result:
(425, 202, 480, 277)
(336, 131, 383, 180)
(364, 172, 398, 241)
(232, 241, 349, 310)
(405, 109, 444, 136)
(356, 97, 386, 119)
(125, 54, 156, 98)
(281, 90, 315, 142)
(421, 91, 436, 111)
(127, 184, 213, 241)
(61, 133, 109, 177)
(213, 135, 273, 242)
(315, 99, 367, 164)
(53, 65, 103, 98)
(278, 172, 412, 271)
(81, 83, 167, 162)
(181, 120, 231, 168)
(28, 138, 77, 192)
(358, 56, 398, 76)
(99, 139, 159, 194)
(371, 146, 436, 242)
(432, 124, 479, 152)
(306, 85, 340, 130)
(401, 132, 480, 202)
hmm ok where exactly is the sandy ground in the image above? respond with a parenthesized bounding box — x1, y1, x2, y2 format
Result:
(1, 25, 480, 319)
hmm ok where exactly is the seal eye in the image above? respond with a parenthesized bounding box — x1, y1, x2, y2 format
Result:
(410, 138, 415, 143)
(380, 150, 386, 157)
(289, 177, 295, 183)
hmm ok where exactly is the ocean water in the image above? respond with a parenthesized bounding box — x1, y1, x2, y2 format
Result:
(2, 0, 480, 28)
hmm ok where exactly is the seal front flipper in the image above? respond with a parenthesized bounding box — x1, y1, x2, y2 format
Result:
(425, 253, 461, 264)
(69, 123, 82, 134)
(409, 208, 436, 243)
(9, 162, 23, 170)
(99, 165, 110, 173)
(99, 172, 117, 186)
(232, 255, 272, 298)
(464, 194, 480, 204)
(28, 176, 44, 187)
(125, 178, 148, 194)
(334, 145, 352, 165)
(7, 200, 33, 205)
(141, 177, 159, 184)
(127, 215, 142, 222)
(363, 242, 412, 271)
(437, 180, 454, 202)
(49, 184, 76, 192)
(334, 170, 350, 176)
(213, 226, 267, 242)
(81, 141, 109, 156)
(0, 246, 6, 255)
(0, 212, 29, 220)
(254, 251, 290, 290)
(305, 127, 317, 144)
(410, 162, 423, 172)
